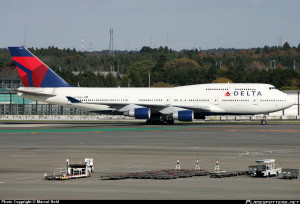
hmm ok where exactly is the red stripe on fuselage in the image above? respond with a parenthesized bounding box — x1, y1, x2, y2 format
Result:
(13, 56, 48, 87)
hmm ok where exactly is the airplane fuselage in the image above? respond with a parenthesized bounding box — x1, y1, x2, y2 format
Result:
(17, 83, 295, 121)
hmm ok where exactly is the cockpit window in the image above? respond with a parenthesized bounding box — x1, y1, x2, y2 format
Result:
(269, 87, 277, 90)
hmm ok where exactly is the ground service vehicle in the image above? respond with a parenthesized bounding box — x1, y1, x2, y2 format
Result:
(248, 159, 281, 177)
(44, 158, 94, 180)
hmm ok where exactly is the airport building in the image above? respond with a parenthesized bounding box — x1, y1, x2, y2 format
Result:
(0, 78, 299, 120)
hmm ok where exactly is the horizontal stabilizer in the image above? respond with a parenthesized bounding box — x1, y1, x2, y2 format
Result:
(16, 89, 56, 97)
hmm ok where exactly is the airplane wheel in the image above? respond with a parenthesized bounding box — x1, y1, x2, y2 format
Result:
(261, 119, 267, 125)
(167, 120, 174, 125)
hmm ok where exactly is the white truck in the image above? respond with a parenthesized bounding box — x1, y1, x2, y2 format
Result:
(248, 159, 281, 177)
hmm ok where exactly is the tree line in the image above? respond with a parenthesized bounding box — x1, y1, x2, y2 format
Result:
(0, 42, 300, 90)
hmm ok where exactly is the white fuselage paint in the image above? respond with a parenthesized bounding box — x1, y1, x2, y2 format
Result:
(17, 83, 296, 116)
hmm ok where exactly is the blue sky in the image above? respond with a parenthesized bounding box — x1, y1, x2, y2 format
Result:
(1, 0, 299, 51)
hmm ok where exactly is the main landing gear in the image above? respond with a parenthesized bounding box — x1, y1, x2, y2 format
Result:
(146, 114, 175, 125)
(146, 119, 174, 125)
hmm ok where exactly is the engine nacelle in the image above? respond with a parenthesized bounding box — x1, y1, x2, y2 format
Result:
(125, 108, 151, 119)
(173, 110, 194, 121)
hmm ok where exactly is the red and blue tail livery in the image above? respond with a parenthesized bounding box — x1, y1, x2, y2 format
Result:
(8, 46, 71, 87)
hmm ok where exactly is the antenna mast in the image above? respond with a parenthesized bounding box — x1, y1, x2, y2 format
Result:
(109, 28, 114, 55)
(81, 36, 85, 52)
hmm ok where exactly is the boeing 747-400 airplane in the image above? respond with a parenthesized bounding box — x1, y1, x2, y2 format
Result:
(8, 46, 296, 125)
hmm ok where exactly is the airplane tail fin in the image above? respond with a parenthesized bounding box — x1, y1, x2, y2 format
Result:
(8, 46, 71, 87)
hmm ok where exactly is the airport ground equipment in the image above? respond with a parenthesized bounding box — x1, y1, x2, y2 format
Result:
(100, 169, 210, 180)
(248, 159, 281, 177)
(281, 168, 299, 179)
(195, 159, 200, 170)
(175, 160, 181, 170)
(209, 171, 248, 178)
(44, 158, 94, 180)
(212, 160, 225, 173)
(209, 160, 247, 178)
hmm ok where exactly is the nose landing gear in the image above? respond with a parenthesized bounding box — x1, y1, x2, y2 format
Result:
(261, 119, 267, 125)
(261, 115, 267, 125)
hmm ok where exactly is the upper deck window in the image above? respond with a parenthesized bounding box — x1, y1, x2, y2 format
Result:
(206, 88, 228, 91)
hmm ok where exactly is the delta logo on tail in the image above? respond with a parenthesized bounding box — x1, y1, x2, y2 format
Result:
(8, 46, 71, 87)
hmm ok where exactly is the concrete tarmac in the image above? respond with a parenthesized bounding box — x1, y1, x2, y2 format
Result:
(0, 121, 299, 200)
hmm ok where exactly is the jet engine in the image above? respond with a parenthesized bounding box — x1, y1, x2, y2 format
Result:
(124, 108, 151, 119)
(172, 110, 194, 121)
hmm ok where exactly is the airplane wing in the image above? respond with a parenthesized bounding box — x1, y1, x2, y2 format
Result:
(15, 89, 56, 97)
(66, 96, 212, 114)
(66, 96, 129, 109)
